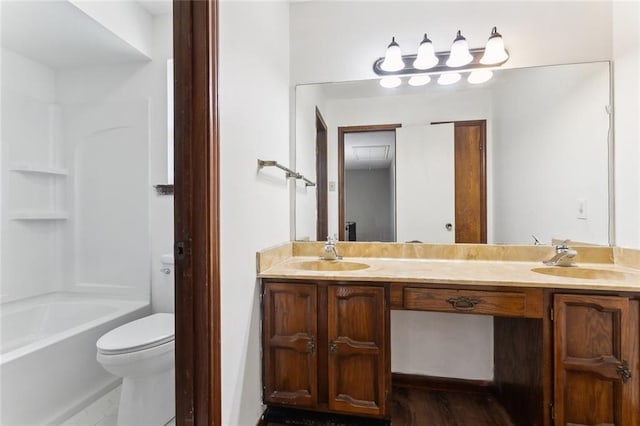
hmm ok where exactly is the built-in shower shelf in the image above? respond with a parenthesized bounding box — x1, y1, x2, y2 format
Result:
(10, 164, 68, 176)
(10, 211, 69, 220)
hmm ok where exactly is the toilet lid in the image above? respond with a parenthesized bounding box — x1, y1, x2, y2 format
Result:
(97, 313, 174, 355)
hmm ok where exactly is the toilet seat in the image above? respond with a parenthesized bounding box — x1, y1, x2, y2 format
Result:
(97, 313, 174, 355)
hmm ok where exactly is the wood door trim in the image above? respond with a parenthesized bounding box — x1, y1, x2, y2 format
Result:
(456, 120, 487, 243)
(316, 108, 328, 241)
(173, 1, 221, 425)
(337, 124, 401, 241)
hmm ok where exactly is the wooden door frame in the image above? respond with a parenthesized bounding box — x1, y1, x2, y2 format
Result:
(315, 108, 328, 241)
(337, 124, 402, 241)
(173, 1, 221, 425)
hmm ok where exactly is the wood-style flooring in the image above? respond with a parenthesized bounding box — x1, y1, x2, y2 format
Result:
(260, 385, 515, 426)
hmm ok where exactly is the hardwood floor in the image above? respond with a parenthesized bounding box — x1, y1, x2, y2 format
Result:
(259, 385, 514, 426)
(391, 385, 514, 425)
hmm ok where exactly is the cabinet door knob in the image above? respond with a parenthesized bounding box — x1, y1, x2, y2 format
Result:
(617, 360, 632, 384)
(447, 296, 481, 311)
(329, 341, 337, 354)
(307, 338, 316, 355)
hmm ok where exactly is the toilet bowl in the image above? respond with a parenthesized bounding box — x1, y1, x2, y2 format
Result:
(97, 313, 175, 426)
(96, 254, 175, 426)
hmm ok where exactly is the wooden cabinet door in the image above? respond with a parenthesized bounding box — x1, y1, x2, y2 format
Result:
(554, 294, 636, 425)
(263, 282, 318, 407)
(327, 285, 388, 417)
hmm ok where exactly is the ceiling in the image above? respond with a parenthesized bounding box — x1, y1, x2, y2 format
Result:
(344, 131, 396, 171)
(1, 1, 152, 69)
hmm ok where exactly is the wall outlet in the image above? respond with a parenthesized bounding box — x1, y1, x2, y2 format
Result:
(329, 181, 336, 192)
(577, 199, 588, 220)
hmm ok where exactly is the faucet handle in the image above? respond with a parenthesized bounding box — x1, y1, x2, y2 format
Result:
(555, 239, 571, 251)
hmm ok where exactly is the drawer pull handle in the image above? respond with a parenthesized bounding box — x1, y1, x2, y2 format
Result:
(329, 341, 337, 354)
(447, 296, 481, 311)
(617, 360, 632, 384)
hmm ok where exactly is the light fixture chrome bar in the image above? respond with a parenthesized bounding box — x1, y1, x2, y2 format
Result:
(373, 48, 508, 77)
(257, 159, 316, 187)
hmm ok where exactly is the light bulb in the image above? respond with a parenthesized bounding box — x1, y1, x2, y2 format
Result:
(437, 73, 461, 85)
(467, 70, 493, 84)
(379, 76, 402, 88)
(380, 37, 405, 72)
(408, 75, 431, 86)
(480, 27, 509, 65)
(413, 34, 438, 70)
(446, 30, 473, 67)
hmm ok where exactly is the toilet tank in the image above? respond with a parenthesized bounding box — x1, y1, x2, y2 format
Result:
(153, 254, 175, 313)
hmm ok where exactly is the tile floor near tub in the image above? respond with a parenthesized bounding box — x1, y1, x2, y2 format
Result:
(61, 386, 176, 426)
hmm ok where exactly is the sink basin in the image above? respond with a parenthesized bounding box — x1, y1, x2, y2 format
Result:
(531, 267, 638, 281)
(289, 260, 370, 272)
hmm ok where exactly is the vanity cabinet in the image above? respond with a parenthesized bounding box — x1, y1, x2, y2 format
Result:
(552, 293, 640, 426)
(261, 276, 640, 425)
(262, 282, 318, 407)
(262, 281, 389, 418)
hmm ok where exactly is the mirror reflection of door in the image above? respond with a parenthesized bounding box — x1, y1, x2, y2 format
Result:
(338, 120, 486, 243)
(338, 124, 401, 241)
(396, 124, 455, 243)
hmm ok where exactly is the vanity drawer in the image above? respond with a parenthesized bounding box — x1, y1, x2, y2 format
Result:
(403, 287, 543, 318)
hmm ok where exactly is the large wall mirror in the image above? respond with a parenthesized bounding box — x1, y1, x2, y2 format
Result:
(295, 61, 612, 246)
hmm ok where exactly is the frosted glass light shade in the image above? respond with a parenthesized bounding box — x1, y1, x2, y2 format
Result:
(413, 34, 438, 70)
(446, 31, 473, 67)
(467, 70, 493, 84)
(408, 75, 431, 86)
(380, 37, 405, 72)
(380, 76, 402, 88)
(437, 73, 461, 85)
(480, 27, 509, 64)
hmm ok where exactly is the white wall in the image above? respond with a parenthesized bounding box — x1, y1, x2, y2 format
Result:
(219, 2, 291, 424)
(345, 168, 393, 241)
(290, 1, 612, 85)
(613, 1, 640, 249)
(0, 48, 61, 302)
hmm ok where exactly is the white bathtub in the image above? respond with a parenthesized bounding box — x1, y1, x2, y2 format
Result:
(0, 292, 150, 425)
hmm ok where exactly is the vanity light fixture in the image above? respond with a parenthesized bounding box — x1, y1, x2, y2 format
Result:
(379, 76, 402, 88)
(373, 27, 509, 88)
(467, 69, 493, 84)
(437, 72, 462, 85)
(408, 75, 431, 86)
(380, 37, 404, 72)
(445, 30, 473, 67)
(480, 27, 509, 65)
(413, 34, 438, 70)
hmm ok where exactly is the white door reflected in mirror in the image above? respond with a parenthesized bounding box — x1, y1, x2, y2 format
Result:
(396, 124, 455, 243)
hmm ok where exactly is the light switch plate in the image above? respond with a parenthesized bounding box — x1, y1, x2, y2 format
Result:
(577, 199, 587, 220)
(329, 181, 336, 192)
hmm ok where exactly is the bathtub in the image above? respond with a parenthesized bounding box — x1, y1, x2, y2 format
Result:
(0, 292, 150, 425)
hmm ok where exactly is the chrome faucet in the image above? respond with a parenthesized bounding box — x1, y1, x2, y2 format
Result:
(322, 237, 342, 260)
(543, 240, 577, 267)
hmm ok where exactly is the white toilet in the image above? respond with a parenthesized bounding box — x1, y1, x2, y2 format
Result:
(96, 254, 175, 426)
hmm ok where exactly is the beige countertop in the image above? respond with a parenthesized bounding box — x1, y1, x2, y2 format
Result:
(257, 242, 640, 292)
